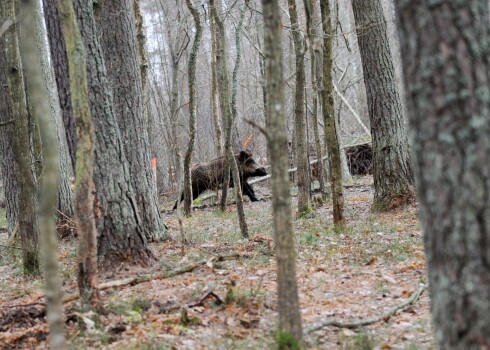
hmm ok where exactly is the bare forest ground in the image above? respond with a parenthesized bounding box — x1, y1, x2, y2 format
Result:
(0, 176, 434, 349)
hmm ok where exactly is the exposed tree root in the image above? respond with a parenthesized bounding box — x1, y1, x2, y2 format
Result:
(304, 284, 428, 334)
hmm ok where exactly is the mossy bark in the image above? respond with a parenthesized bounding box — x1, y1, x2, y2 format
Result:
(397, 1, 490, 348)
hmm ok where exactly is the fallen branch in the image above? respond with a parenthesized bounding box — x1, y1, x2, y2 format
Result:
(304, 284, 428, 334)
(62, 252, 248, 303)
(0, 243, 25, 250)
(157, 289, 223, 313)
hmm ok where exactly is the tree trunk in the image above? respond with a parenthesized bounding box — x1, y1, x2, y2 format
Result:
(73, 0, 156, 269)
(0, 48, 19, 237)
(182, 0, 202, 217)
(56, 0, 99, 308)
(211, 0, 249, 238)
(35, 0, 75, 236)
(303, 0, 326, 198)
(42, 0, 77, 170)
(20, 0, 66, 345)
(210, 13, 224, 157)
(97, 0, 166, 241)
(261, 0, 303, 344)
(288, 0, 310, 214)
(396, 1, 490, 348)
(230, 3, 249, 238)
(351, 0, 414, 211)
(1, 0, 40, 275)
(321, 0, 345, 230)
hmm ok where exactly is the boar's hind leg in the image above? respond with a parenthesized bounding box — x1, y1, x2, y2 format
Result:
(242, 181, 259, 202)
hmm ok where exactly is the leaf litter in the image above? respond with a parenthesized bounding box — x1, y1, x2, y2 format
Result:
(0, 176, 433, 349)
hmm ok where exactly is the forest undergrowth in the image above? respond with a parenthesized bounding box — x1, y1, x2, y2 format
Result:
(0, 176, 433, 349)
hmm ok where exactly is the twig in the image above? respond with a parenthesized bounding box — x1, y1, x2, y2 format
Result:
(304, 284, 428, 334)
(62, 252, 251, 303)
(2, 301, 46, 309)
(158, 289, 223, 313)
(244, 119, 269, 140)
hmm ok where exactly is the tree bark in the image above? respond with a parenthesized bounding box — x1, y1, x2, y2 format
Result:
(20, 0, 66, 345)
(0, 48, 19, 237)
(42, 0, 77, 170)
(56, 0, 99, 308)
(261, 0, 303, 344)
(321, 0, 345, 230)
(35, 0, 75, 235)
(1, 0, 40, 275)
(303, 0, 326, 198)
(288, 0, 310, 214)
(351, 0, 414, 211)
(210, 13, 224, 157)
(182, 0, 202, 217)
(97, 0, 166, 241)
(73, 0, 156, 269)
(396, 1, 490, 348)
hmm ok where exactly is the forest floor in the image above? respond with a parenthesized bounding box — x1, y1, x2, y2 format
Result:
(0, 176, 434, 349)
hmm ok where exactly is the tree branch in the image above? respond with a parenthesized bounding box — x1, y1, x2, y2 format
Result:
(304, 284, 428, 334)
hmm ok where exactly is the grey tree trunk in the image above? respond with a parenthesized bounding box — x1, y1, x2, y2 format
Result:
(97, 0, 166, 241)
(288, 0, 310, 214)
(20, 0, 66, 345)
(1, 0, 40, 275)
(211, 0, 249, 238)
(321, 0, 345, 230)
(35, 1, 75, 235)
(396, 1, 490, 348)
(303, 0, 326, 198)
(73, 0, 156, 269)
(183, 0, 202, 216)
(42, 0, 76, 169)
(210, 13, 224, 157)
(0, 49, 19, 237)
(351, 0, 414, 211)
(261, 0, 303, 344)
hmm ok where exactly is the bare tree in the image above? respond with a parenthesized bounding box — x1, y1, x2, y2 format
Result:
(97, 0, 166, 240)
(351, 0, 414, 210)
(288, 0, 310, 214)
(57, 0, 99, 308)
(261, 0, 303, 344)
(321, 0, 345, 230)
(182, 0, 203, 216)
(73, 0, 156, 268)
(0, 0, 40, 275)
(21, 0, 66, 345)
(397, 1, 490, 348)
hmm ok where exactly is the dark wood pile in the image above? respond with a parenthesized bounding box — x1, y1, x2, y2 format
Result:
(346, 143, 372, 175)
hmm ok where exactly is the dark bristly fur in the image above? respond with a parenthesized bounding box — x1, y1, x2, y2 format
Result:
(173, 150, 267, 210)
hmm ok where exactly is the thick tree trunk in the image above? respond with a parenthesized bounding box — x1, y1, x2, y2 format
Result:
(57, 0, 99, 308)
(1, 0, 40, 275)
(35, 1, 75, 235)
(321, 0, 345, 230)
(183, 0, 202, 217)
(73, 0, 156, 269)
(261, 0, 303, 344)
(351, 0, 414, 211)
(396, 1, 490, 348)
(97, 0, 166, 241)
(20, 0, 66, 345)
(42, 0, 76, 169)
(0, 49, 19, 237)
(288, 0, 310, 214)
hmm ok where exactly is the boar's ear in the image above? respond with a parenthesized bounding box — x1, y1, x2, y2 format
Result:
(239, 150, 248, 162)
